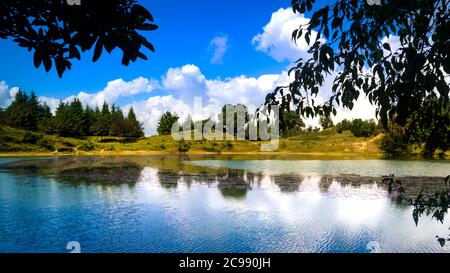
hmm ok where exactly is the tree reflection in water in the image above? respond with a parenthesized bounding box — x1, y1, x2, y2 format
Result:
(1, 155, 449, 247)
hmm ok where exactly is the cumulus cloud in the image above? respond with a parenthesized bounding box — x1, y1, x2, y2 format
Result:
(64, 77, 159, 109)
(209, 34, 229, 64)
(38, 96, 61, 114)
(252, 8, 321, 62)
(0, 6, 384, 136)
(0, 81, 19, 108)
(162, 64, 208, 100)
(123, 95, 191, 136)
(1, 62, 379, 135)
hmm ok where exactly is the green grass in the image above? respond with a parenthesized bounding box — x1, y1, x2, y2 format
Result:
(0, 126, 388, 158)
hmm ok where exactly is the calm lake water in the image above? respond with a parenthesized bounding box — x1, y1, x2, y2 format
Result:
(0, 156, 449, 253)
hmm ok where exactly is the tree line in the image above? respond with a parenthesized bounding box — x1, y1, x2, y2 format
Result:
(0, 90, 144, 138)
(156, 103, 383, 139)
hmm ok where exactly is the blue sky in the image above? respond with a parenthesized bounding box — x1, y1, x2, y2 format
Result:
(0, 0, 289, 97)
(0, 0, 377, 135)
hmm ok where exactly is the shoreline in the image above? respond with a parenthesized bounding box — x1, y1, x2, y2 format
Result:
(0, 150, 447, 160)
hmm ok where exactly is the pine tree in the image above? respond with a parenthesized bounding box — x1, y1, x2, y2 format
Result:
(37, 103, 53, 134)
(157, 112, 179, 135)
(5, 89, 34, 130)
(83, 106, 97, 136)
(53, 102, 69, 136)
(28, 91, 40, 130)
(68, 99, 85, 136)
(110, 105, 127, 137)
(125, 107, 144, 138)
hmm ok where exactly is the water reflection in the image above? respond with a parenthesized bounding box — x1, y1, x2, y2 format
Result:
(0, 156, 449, 253)
(0, 156, 447, 200)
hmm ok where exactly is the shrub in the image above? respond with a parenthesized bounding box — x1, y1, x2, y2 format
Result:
(62, 141, 76, 147)
(335, 119, 352, 133)
(381, 122, 410, 157)
(222, 141, 233, 151)
(22, 131, 41, 144)
(203, 141, 222, 154)
(78, 143, 95, 151)
(178, 139, 190, 154)
(351, 119, 377, 137)
(37, 137, 55, 151)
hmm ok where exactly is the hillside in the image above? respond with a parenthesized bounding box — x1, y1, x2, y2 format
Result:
(0, 125, 387, 158)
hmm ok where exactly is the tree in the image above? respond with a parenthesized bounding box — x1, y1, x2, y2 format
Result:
(219, 104, 250, 136)
(335, 119, 352, 133)
(28, 91, 40, 131)
(157, 112, 179, 135)
(52, 102, 69, 136)
(37, 103, 53, 133)
(0, 107, 5, 125)
(264, 0, 449, 146)
(0, 0, 157, 77)
(125, 107, 144, 138)
(110, 105, 127, 137)
(319, 115, 334, 130)
(84, 106, 97, 136)
(92, 102, 112, 137)
(183, 114, 194, 131)
(350, 119, 378, 137)
(380, 121, 410, 157)
(279, 110, 306, 137)
(5, 90, 34, 130)
(52, 99, 85, 137)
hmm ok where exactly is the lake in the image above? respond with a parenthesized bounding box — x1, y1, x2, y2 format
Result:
(0, 156, 449, 253)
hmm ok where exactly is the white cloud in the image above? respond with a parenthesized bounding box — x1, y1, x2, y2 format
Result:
(1, 62, 379, 136)
(123, 95, 191, 136)
(209, 35, 229, 64)
(333, 95, 377, 124)
(128, 65, 293, 135)
(0, 81, 19, 108)
(0, 6, 383, 136)
(64, 77, 159, 109)
(38, 96, 61, 114)
(252, 8, 321, 62)
(162, 64, 208, 100)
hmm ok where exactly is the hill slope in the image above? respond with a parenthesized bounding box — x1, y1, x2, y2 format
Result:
(0, 126, 384, 158)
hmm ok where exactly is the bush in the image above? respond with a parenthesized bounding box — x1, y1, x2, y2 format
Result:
(335, 119, 352, 133)
(203, 141, 222, 154)
(222, 141, 233, 151)
(178, 139, 190, 154)
(37, 137, 55, 151)
(62, 141, 76, 147)
(78, 143, 95, 151)
(381, 123, 410, 157)
(22, 131, 41, 144)
(336, 119, 379, 137)
(351, 119, 377, 137)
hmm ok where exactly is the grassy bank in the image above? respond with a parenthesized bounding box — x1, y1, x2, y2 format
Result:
(0, 125, 446, 159)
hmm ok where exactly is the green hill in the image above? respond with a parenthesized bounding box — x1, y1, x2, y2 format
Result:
(0, 125, 387, 158)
